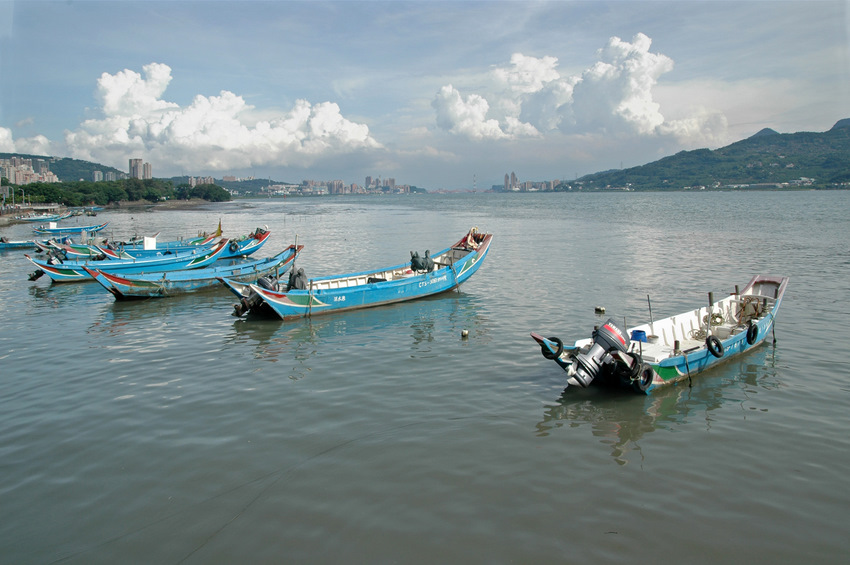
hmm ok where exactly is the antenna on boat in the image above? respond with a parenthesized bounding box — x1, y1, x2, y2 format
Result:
(707, 292, 714, 336)
(647, 294, 654, 336)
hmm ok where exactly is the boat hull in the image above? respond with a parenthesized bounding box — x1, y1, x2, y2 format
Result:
(26, 240, 229, 283)
(0, 240, 36, 251)
(222, 232, 492, 320)
(32, 222, 108, 235)
(86, 244, 302, 299)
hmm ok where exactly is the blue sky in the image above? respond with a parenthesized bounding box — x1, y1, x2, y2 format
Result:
(1, 1, 848, 189)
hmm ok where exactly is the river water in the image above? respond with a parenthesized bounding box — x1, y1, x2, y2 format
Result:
(1, 191, 848, 563)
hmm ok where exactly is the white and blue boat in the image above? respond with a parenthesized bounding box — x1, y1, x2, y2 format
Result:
(221, 229, 492, 320)
(531, 275, 789, 394)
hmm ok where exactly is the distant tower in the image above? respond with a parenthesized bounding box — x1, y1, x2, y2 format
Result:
(510, 171, 517, 190)
(129, 158, 143, 179)
(504, 173, 509, 192)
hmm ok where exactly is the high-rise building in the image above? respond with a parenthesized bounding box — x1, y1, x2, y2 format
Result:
(129, 159, 143, 179)
(142, 162, 152, 180)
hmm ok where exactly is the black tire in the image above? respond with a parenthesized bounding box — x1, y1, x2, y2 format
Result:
(746, 323, 758, 345)
(706, 335, 724, 358)
(229, 241, 239, 253)
(541, 336, 564, 360)
(632, 366, 654, 393)
(257, 276, 276, 291)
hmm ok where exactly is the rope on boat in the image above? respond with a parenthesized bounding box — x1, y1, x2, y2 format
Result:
(683, 351, 693, 387)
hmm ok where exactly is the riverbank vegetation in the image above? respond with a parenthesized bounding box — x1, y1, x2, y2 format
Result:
(0, 177, 231, 207)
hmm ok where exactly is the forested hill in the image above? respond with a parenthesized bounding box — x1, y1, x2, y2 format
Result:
(572, 119, 850, 191)
(0, 153, 125, 181)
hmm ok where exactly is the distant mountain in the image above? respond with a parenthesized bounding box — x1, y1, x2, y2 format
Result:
(751, 128, 779, 138)
(573, 119, 850, 190)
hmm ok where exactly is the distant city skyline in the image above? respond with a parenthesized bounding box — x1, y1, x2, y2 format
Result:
(1, 1, 847, 189)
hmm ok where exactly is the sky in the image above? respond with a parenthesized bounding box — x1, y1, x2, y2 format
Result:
(1, 1, 848, 189)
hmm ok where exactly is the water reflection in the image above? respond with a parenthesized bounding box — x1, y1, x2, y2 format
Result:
(536, 345, 780, 466)
(88, 290, 229, 338)
(27, 280, 100, 307)
(223, 291, 487, 374)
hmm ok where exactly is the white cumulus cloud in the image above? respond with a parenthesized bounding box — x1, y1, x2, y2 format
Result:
(0, 127, 53, 155)
(432, 85, 512, 140)
(63, 63, 381, 174)
(0, 127, 14, 152)
(433, 33, 726, 144)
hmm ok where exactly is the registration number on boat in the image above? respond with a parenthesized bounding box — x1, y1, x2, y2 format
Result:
(419, 274, 447, 288)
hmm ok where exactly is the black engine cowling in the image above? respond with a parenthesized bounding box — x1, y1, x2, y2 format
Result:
(571, 318, 635, 387)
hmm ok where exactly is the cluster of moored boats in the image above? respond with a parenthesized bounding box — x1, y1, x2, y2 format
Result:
(3, 217, 788, 395)
(7, 220, 495, 323)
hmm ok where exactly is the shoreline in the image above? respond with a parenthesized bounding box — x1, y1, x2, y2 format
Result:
(0, 198, 209, 228)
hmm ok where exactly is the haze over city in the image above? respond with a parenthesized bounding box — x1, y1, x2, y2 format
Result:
(1, 1, 848, 189)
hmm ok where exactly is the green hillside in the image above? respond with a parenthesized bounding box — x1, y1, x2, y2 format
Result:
(0, 153, 125, 181)
(570, 119, 850, 191)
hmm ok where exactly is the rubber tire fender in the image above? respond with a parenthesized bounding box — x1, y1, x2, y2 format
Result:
(229, 241, 239, 253)
(632, 366, 654, 393)
(541, 337, 564, 360)
(746, 322, 758, 345)
(706, 335, 724, 358)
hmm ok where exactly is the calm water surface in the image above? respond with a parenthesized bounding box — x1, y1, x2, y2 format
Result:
(1, 191, 849, 563)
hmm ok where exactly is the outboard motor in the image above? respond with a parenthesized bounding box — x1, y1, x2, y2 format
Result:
(257, 275, 277, 291)
(410, 251, 425, 272)
(411, 250, 435, 273)
(286, 268, 308, 291)
(568, 318, 637, 387)
(423, 250, 435, 272)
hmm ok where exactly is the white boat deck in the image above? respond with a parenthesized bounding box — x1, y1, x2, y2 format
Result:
(574, 291, 778, 364)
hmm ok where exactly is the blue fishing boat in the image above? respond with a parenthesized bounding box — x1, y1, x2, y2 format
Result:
(84, 244, 303, 299)
(221, 228, 492, 320)
(52, 228, 271, 260)
(2, 235, 73, 252)
(15, 211, 72, 222)
(531, 275, 789, 394)
(32, 221, 109, 235)
(25, 240, 229, 283)
(0, 238, 36, 251)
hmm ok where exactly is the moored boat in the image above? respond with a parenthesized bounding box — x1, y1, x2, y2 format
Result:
(2, 235, 72, 252)
(25, 239, 229, 283)
(84, 244, 303, 299)
(221, 228, 492, 320)
(51, 228, 271, 260)
(15, 211, 72, 222)
(32, 221, 109, 235)
(531, 275, 789, 394)
(0, 237, 36, 251)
